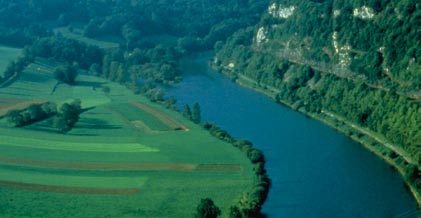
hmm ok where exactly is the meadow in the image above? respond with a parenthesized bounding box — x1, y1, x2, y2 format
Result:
(0, 58, 255, 217)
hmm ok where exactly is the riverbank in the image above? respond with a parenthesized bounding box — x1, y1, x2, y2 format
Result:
(231, 73, 421, 206)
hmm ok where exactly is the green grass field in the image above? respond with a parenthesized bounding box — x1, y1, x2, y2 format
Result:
(0, 45, 22, 77)
(0, 59, 255, 218)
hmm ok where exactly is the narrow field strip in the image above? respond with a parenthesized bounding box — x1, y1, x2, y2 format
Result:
(0, 157, 243, 172)
(195, 164, 243, 172)
(0, 136, 159, 153)
(0, 157, 196, 171)
(130, 102, 189, 131)
(0, 169, 147, 188)
(0, 180, 141, 194)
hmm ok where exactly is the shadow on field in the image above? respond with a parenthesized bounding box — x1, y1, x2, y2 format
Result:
(25, 126, 62, 134)
(77, 118, 122, 130)
(7, 86, 36, 92)
(20, 71, 52, 83)
(0, 92, 31, 96)
(77, 81, 106, 89)
(69, 133, 99, 136)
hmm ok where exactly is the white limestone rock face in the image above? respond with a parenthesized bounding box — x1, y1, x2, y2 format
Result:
(256, 27, 268, 45)
(332, 32, 352, 67)
(268, 3, 296, 19)
(353, 6, 375, 19)
(333, 10, 341, 18)
(268, 3, 277, 15)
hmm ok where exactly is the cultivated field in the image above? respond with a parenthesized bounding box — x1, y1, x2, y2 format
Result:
(0, 59, 254, 218)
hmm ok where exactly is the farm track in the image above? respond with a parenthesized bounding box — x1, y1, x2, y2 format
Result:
(0, 180, 140, 194)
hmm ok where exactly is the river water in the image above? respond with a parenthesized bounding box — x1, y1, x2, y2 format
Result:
(165, 53, 418, 218)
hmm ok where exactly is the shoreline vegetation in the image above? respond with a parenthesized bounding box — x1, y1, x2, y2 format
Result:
(224, 71, 421, 206)
(201, 121, 271, 217)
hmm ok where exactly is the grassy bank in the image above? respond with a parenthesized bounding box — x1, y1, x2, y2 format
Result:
(233, 73, 421, 206)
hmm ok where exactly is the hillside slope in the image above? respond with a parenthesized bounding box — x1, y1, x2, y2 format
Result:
(213, 0, 420, 202)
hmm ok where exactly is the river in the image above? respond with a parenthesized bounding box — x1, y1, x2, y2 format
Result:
(165, 53, 418, 218)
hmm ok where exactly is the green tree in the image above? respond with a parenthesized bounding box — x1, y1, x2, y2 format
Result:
(228, 206, 242, 218)
(54, 100, 82, 133)
(54, 62, 79, 85)
(183, 104, 192, 119)
(192, 102, 201, 124)
(6, 110, 24, 127)
(195, 198, 221, 218)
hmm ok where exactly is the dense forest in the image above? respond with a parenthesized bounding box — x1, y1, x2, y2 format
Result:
(213, 0, 420, 194)
(0, 0, 267, 49)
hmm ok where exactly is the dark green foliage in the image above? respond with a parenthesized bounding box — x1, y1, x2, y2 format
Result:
(5, 110, 24, 127)
(54, 62, 79, 85)
(409, 167, 420, 182)
(30, 36, 103, 69)
(163, 97, 178, 111)
(0, 0, 269, 50)
(53, 100, 82, 133)
(247, 148, 265, 164)
(195, 198, 221, 218)
(5, 102, 57, 127)
(144, 88, 165, 102)
(101, 86, 111, 94)
(183, 104, 192, 120)
(228, 206, 242, 218)
(201, 121, 270, 217)
(192, 102, 201, 124)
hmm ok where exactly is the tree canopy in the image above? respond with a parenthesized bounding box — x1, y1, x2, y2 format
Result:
(195, 198, 221, 218)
